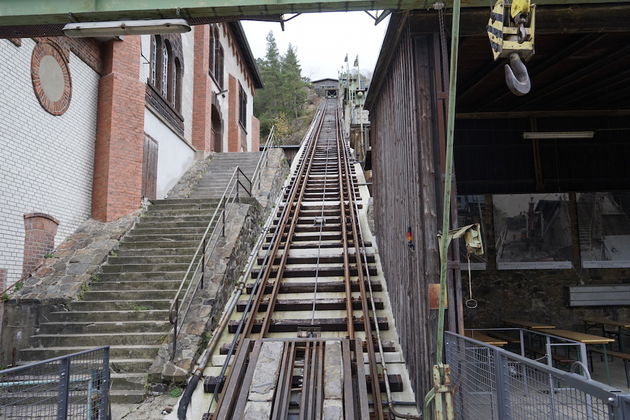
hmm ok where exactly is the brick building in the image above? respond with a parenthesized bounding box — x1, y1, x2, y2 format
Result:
(0, 23, 263, 288)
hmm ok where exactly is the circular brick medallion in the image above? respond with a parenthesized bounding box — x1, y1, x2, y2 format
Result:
(31, 41, 72, 116)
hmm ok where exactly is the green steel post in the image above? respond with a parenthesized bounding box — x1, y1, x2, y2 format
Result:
(436, 0, 461, 369)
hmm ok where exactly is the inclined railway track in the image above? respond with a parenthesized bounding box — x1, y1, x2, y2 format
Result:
(198, 100, 417, 419)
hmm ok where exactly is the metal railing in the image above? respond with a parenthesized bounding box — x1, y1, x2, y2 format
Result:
(250, 125, 276, 192)
(0, 346, 110, 419)
(445, 331, 630, 419)
(168, 167, 252, 359)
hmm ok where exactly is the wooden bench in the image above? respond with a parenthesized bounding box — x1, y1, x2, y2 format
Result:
(464, 331, 508, 347)
(487, 331, 521, 344)
(591, 348, 630, 387)
(569, 285, 630, 306)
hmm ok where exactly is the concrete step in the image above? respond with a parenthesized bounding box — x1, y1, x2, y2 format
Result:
(48, 310, 169, 322)
(32, 332, 166, 347)
(110, 373, 147, 391)
(123, 233, 204, 243)
(91, 280, 181, 291)
(38, 320, 171, 334)
(134, 220, 210, 229)
(110, 358, 154, 374)
(140, 215, 213, 223)
(117, 247, 197, 257)
(119, 240, 200, 249)
(148, 202, 218, 210)
(19, 345, 161, 362)
(102, 262, 192, 273)
(144, 209, 217, 217)
(107, 254, 199, 265)
(69, 299, 171, 311)
(110, 389, 146, 404)
(98, 271, 185, 281)
(151, 198, 216, 205)
(80, 289, 178, 301)
(130, 226, 209, 235)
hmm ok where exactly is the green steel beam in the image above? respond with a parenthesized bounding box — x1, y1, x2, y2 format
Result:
(1, 0, 628, 26)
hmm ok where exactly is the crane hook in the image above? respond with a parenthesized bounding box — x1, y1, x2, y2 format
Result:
(505, 52, 531, 96)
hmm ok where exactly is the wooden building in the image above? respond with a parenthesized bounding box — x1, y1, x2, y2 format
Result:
(366, 5, 630, 404)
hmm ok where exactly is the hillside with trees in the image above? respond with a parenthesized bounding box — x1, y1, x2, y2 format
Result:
(254, 32, 319, 145)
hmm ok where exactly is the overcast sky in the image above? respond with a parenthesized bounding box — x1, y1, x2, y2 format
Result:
(242, 12, 390, 81)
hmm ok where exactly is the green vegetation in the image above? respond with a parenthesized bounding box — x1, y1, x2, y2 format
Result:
(169, 387, 183, 398)
(1, 293, 9, 302)
(13, 282, 23, 292)
(43, 253, 54, 259)
(254, 31, 310, 143)
(133, 305, 151, 311)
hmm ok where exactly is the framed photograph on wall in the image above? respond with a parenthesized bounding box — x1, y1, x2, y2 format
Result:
(493, 193, 573, 270)
(457, 195, 487, 270)
(577, 192, 630, 268)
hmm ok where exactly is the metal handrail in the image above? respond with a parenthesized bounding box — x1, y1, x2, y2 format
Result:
(168, 167, 252, 359)
(250, 125, 276, 192)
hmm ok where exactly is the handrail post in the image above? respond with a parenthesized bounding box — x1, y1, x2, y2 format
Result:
(57, 356, 70, 420)
(100, 347, 110, 420)
(171, 300, 178, 361)
(236, 171, 240, 203)
(222, 207, 226, 237)
(201, 238, 206, 289)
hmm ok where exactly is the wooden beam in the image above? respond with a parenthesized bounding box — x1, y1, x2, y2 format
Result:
(478, 33, 606, 109)
(409, 5, 630, 37)
(515, 43, 630, 109)
(456, 109, 630, 119)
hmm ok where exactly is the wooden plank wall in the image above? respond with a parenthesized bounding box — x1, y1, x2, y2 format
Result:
(370, 28, 442, 401)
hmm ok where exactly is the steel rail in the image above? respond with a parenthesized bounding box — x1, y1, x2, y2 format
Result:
(336, 111, 357, 338)
(310, 123, 333, 326)
(256, 105, 326, 338)
(168, 166, 251, 359)
(210, 105, 326, 418)
(336, 106, 385, 418)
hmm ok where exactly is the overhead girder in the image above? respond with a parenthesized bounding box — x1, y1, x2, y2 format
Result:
(0, 0, 628, 27)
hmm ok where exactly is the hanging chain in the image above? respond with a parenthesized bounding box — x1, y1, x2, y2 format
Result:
(435, 1, 449, 71)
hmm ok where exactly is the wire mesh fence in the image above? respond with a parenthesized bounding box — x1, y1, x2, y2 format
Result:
(0, 346, 110, 419)
(445, 332, 630, 420)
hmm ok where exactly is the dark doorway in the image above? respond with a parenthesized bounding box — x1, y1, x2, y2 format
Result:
(142, 135, 158, 200)
(212, 105, 223, 152)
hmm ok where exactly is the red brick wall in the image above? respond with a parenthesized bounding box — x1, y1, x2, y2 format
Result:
(192, 26, 213, 153)
(22, 213, 58, 276)
(92, 37, 146, 222)
(251, 116, 260, 151)
(227, 74, 239, 152)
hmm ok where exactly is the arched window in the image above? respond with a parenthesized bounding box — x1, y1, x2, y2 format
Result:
(174, 58, 182, 112)
(209, 25, 224, 88)
(147, 34, 185, 133)
(161, 40, 170, 98)
(149, 35, 159, 86)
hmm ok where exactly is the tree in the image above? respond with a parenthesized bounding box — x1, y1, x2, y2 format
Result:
(281, 44, 307, 118)
(254, 32, 309, 138)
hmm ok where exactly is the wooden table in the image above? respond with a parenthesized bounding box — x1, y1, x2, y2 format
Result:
(464, 330, 508, 347)
(547, 329, 615, 382)
(583, 318, 630, 352)
(504, 319, 556, 330)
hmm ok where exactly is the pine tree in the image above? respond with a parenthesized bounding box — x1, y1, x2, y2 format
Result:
(254, 31, 309, 139)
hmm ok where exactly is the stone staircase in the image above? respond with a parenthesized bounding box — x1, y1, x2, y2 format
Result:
(17, 152, 263, 404)
(189, 152, 261, 199)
